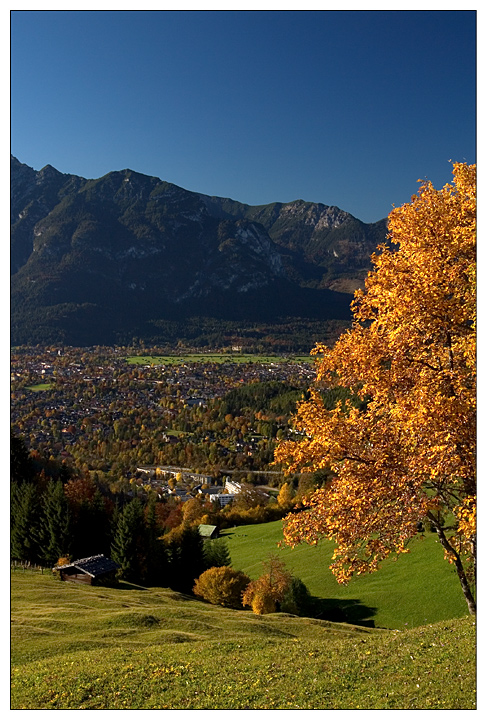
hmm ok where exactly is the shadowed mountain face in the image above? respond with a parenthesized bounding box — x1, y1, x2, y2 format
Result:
(11, 156, 387, 347)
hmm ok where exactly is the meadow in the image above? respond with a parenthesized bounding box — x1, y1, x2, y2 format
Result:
(125, 353, 312, 365)
(25, 383, 54, 392)
(223, 520, 470, 629)
(11, 571, 475, 710)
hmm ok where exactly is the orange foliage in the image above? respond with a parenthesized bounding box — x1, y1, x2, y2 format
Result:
(193, 566, 250, 608)
(242, 555, 292, 614)
(275, 164, 476, 612)
(63, 476, 97, 506)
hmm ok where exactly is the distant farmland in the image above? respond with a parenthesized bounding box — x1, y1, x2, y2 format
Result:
(125, 354, 313, 365)
(25, 383, 54, 392)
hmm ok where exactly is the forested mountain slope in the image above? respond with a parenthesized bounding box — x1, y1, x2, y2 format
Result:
(11, 156, 387, 347)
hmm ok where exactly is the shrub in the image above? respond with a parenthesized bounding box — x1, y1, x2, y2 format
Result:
(279, 576, 313, 616)
(246, 585, 277, 614)
(193, 566, 251, 609)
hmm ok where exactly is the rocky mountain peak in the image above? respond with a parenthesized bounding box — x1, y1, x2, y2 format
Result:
(11, 156, 387, 346)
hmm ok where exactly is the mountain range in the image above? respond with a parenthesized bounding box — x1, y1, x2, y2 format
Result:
(11, 156, 388, 348)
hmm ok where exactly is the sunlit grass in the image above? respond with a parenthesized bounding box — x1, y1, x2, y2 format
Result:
(11, 573, 475, 710)
(224, 520, 469, 629)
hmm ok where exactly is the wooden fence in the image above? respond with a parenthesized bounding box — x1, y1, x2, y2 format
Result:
(11, 560, 49, 574)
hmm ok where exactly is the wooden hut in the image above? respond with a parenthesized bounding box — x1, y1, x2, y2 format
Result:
(53, 554, 119, 585)
(198, 524, 219, 539)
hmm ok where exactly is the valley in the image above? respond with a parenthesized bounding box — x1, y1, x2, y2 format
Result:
(11, 345, 317, 488)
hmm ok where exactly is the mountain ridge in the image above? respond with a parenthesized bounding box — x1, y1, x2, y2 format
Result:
(11, 156, 388, 348)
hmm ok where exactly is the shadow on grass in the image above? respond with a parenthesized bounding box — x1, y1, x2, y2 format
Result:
(311, 597, 378, 628)
(113, 580, 149, 591)
(219, 529, 253, 537)
(114, 581, 196, 602)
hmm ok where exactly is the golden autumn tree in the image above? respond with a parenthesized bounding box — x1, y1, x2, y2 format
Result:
(275, 163, 476, 614)
(277, 481, 294, 510)
(193, 566, 251, 609)
(242, 555, 293, 614)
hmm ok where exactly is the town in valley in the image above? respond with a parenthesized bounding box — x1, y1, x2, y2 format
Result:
(11, 345, 322, 504)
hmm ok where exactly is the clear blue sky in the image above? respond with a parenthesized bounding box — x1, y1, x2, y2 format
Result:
(11, 9, 476, 223)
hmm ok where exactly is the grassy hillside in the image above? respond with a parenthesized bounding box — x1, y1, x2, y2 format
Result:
(223, 520, 470, 629)
(11, 572, 475, 710)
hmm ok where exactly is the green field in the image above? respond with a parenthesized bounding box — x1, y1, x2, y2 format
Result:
(223, 520, 470, 630)
(126, 354, 313, 365)
(25, 383, 54, 392)
(11, 572, 475, 710)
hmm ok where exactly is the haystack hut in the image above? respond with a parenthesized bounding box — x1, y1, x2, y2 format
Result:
(197, 524, 219, 539)
(53, 555, 119, 585)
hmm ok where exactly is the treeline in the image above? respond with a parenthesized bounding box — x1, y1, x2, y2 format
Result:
(11, 465, 225, 592)
(10, 432, 309, 592)
(220, 380, 303, 417)
(12, 312, 347, 353)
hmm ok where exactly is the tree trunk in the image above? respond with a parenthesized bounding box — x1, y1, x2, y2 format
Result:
(427, 511, 476, 615)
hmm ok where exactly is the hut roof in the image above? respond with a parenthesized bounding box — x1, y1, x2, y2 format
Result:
(54, 554, 119, 577)
(198, 524, 219, 538)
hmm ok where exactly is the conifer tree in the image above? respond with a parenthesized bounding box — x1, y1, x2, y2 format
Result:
(10, 431, 34, 485)
(202, 537, 231, 569)
(165, 525, 205, 593)
(111, 498, 147, 584)
(38, 480, 72, 566)
(11, 482, 41, 563)
(144, 497, 167, 585)
(69, 488, 111, 559)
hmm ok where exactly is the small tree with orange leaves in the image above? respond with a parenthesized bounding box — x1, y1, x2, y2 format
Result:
(275, 164, 476, 614)
(242, 555, 293, 614)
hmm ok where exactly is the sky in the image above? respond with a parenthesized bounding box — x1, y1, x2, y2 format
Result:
(10, 7, 476, 223)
